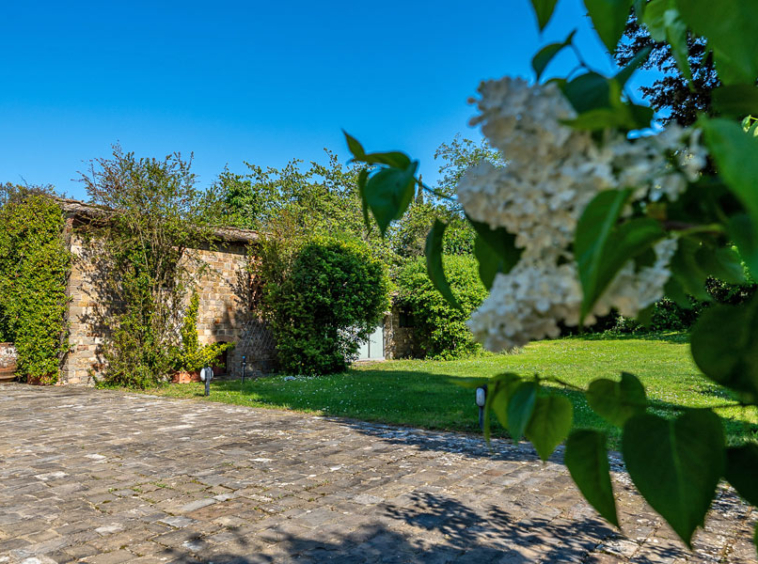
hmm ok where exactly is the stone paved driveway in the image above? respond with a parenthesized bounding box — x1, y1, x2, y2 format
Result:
(0, 385, 754, 564)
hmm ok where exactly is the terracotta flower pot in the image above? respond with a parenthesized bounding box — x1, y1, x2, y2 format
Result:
(0, 343, 17, 383)
(171, 370, 201, 384)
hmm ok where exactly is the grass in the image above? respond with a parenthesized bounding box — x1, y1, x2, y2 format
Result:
(140, 333, 758, 449)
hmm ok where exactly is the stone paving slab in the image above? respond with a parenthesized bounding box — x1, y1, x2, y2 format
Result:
(0, 385, 754, 563)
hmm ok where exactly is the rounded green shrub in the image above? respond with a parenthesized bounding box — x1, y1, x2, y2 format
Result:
(396, 255, 487, 359)
(263, 237, 390, 375)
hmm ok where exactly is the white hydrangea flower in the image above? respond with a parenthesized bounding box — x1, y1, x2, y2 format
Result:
(468, 238, 678, 351)
(458, 76, 703, 351)
(468, 262, 584, 351)
(594, 238, 679, 319)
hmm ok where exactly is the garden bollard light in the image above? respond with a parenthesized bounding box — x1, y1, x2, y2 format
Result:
(200, 366, 213, 396)
(241, 355, 246, 384)
(476, 385, 487, 431)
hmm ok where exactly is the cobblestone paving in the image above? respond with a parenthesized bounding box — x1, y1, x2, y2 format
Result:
(0, 385, 754, 564)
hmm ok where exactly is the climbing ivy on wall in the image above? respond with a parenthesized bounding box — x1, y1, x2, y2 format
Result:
(80, 147, 225, 388)
(0, 184, 71, 383)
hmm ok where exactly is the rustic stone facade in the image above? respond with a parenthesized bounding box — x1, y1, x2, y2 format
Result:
(383, 304, 415, 360)
(59, 200, 276, 386)
(41, 198, 417, 385)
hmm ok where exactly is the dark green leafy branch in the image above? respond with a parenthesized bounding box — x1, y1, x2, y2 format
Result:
(345, 0, 758, 551)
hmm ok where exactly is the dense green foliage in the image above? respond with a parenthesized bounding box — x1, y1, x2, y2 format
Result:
(347, 0, 758, 550)
(611, 276, 757, 334)
(81, 148, 223, 388)
(215, 140, 497, 269)
(175, 291, 234, 372)
(149, 335, 757, 449)
(0, 185, 70, 383)
(396, 256, 487, 359)
(261, 237, 390, 375)
(216, 151, 397, 262)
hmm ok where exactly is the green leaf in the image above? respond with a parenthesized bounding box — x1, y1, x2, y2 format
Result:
(362, 151, 412, 169)
(447, 376, 490, 390)
(729, 214, 758, 278)
(364, 162, 418, 235)
(663, 9, 692, 83)
(712, 85, 758, 118)
(562, 104, 653, 131)
(468, 216, 522, 290)
(489, 373, 523, 430)
(575, 190, 665, 322)
(636, 303, 655, 328)
(474, 235, 501, 291)
(583, 0, 633, 53)
(531, 0, 559, 30)
(425, 220, 461, 310)
(561, 73, 614, 114)
(344, 131, 366, 159)
(663, 275, 691, 308)
(482, 373, 522, 443)
(676, 0, 758, 84)
(622, 410, 725, 548)
(565, 430, 619, 527)
(668, 237, 711, 302)
(507, 381, 538, 440)
(576, 189, 631, 319)
(641, 2, 690, 82)
(525, 395, 573, 461)
(725, 443, 758, 506)
(641, 0, 670, 41)
(532, 30, 577, 81)
(690, 295, 758, 401)
(343, 132, 413, 169)
(695, 118, 758, 272)
(696, 245, 745, 285)
(586, 372, 647, 427)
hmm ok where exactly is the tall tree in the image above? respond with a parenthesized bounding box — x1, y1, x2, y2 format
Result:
(615, 13, 720, 126)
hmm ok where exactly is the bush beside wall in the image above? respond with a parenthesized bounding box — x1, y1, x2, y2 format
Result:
(0, 186, 70, 383)
(262, 237, 390, 375)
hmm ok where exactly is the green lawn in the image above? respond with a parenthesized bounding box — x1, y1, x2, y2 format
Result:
(142, 333, 758, 448)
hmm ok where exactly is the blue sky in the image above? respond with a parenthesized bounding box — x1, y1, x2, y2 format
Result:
(0, 0, 656, 200)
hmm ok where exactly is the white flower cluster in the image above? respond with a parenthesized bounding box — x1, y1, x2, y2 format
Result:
(460, 77, 705, 351)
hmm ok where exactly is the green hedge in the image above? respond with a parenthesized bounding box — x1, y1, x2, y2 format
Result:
(610, 278, 756, 334)
(0, 187, 70, 383)
(396, 255, 487, 359)
(263, 237, 390, 375)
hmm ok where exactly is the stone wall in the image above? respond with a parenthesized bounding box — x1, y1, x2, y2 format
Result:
(383, 303, 415, 360)
(61, 231, 276, 386)
(191, 244, 277, 377)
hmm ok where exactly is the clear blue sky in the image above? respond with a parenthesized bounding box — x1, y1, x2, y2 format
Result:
(0, 0, 656, 200)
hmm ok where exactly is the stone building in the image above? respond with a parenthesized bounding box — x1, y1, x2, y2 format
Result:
(59, 199, 277, 386)
(55, 199, 413, 385)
